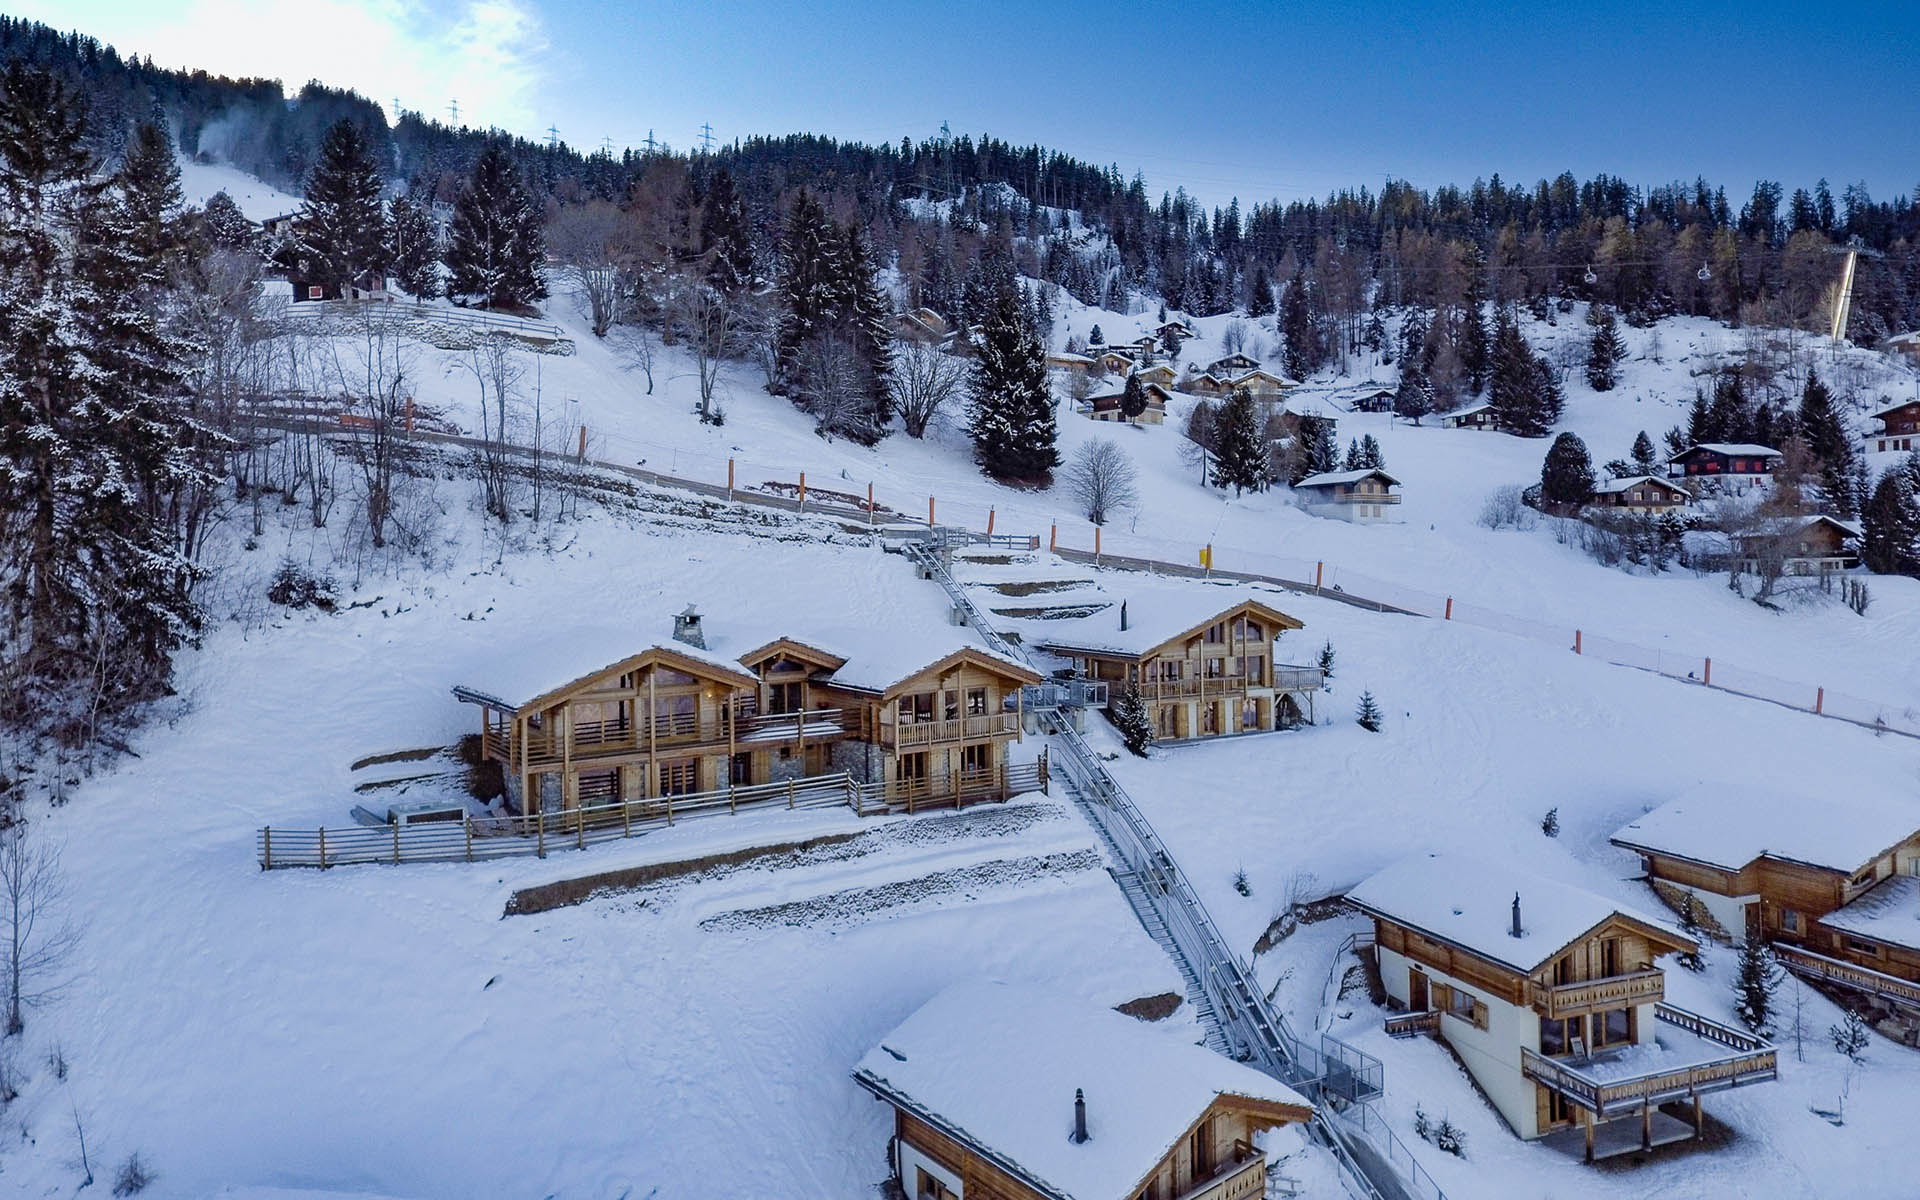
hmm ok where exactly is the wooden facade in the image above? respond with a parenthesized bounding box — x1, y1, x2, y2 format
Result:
(1588, 476, 1692, 514)
(1084, 382, 1171, 425)
(1441, 403, 1496, 430)
(1868, 400, 1920, 453)
(891, 1096, 1303, 1200)
(1039, 601, 1316, 742)
(470, 639, 1039, 816)
(1666, 444, 1782, 484)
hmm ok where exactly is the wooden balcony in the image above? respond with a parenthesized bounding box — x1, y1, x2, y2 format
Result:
(1773, 942, 1920, 1013)
(1521, 1004, 1777, 1119)
(1533, 968, 1665, 1020)
(884, 711, 1020, 748)
(482, 709, 846, 766)
(1271, 665, 1323, 692)
(1173, 1151, 1265, 1200)
(1141, 676, 1247, 700)
(1384, 1010, 1441, 1039)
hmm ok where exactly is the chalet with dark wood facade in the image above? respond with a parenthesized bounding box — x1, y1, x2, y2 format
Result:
(1587, 475, 1693, 515)
(1205, 352, 1261, 376)
(1868, 399, 1920, 453)
(855, 981, 1314, 1200)
(457, 607, 1042, 817)
(1036, 598, 1318, 741)
(1349, 854, 1776, 1160)
(1613, 787, 1920, 1012)
(1440, 402, 1496, 430)
(1665, 443, 1782, 492)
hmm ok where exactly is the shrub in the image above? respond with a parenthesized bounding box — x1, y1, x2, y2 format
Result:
(112, 1153, 155, 1197)
(1540, 807, 1559, 838)
(267, 560, 338, 612)
(1830, 1008, 1870, 1063)
(1233, 868, 1251, 897)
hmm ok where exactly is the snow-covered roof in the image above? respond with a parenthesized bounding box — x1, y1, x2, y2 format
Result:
(1734, 514, 1862, 540)
(1293, 468, 1402, 490)
(1871, 398, 1920, 418)
(1032, 590, 1302, 659)
(1592, 475, 1687, 495)
(1346, 853, 1691, 974)
(1673, 443, 1782, 459)
(1230, 369, 1302, 387)
(1822, 875, 1920, 952)
(853, 980, 1310, 1200)
(1444, 402, 1493, 419)
(1612, 783, 1918, 875)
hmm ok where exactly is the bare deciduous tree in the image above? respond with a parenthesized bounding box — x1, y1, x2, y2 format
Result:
(463, 333, 525, 522)
(1068, 439, 1139, 525)
(888, 340, 969, 438)
(0, 825, 79, 1037)
(547, 199, 637, 337)
(670, 277, 739, 425)
(796, 333, 869, 442)
(326, 308, 417, 550)
(1221, 317, 1249, 355)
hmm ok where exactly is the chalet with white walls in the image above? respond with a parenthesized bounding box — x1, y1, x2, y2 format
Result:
(1347, 854, 1776, 1161)
(1292, 468, 1402, 524)
(1587, 475, 1693, 515)
(1867, 399, 1920, 453)
(854, 981, 1315, 1200)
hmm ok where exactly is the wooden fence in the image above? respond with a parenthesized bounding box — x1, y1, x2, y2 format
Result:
(258, 759, 1047, 870)
(1773, 942, 1920, 1012)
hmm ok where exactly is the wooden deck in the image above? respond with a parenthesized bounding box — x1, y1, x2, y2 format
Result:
(482, 708, 848, 766)
(1520, 1004, 1776, 1119)
(1774, 942, 1920, 1013)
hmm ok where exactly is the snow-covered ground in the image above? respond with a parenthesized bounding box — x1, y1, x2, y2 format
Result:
(23, 165, 1908, 1197)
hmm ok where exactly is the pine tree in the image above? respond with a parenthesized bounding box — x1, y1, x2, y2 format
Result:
(1281, 268, 1314, 380)
(1539, 433, 1596, 511)
(1631, 430, 1659, 474)
(1088, 324, 1104, 346)
(1685, 388, 1713, 444)
(0, 65, 210, 720)
(775, 189, 841, 390)
(386, 191, 439, 299)
(115, 120, 183, 283)
(1585, 304, 1626, 391)
(699, 167, 754, 293)
(1393, 367, 1433, 424)
(1210, 386, 1265, 495)
(1355, 691, 1383, 732)
(200, 191, 256, 251)
(1674, 894, 1707, 971)
(1318, 640, 1336, 682)
(1459, 246, 1491, 392)
(1861, 466, 1920, 576)
(1246, 263, 1274, 317)
(1540, 807, 1559, 837)
(1121, 373, 1149, 423)
(1798, 369, 1857, 518)
(1733, 939, 1783, 1035)
(444, 143, 545, 308)
(1707, 374, 1750, 444)
(1108, 686, 1154, 757)
(1344, 437, 1362, 471)
(968, 283, 1058, 482)
(294, 117, 388, 293)
(1489, 308, 1558, 436)
(837, 218, 895, 436)
(1303, 415, 1341, 479)
(1356, 434, 1383, 470)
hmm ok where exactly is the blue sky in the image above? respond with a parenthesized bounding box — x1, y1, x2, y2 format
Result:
(23, 0, 1920, 210)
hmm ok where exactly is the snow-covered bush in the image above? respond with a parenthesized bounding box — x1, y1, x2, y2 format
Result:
(1540, 808, 1559, 838)
(266, 560, 338, 613)
(112, 1152, 154, 1196)
(1478, 486, 1536, 531)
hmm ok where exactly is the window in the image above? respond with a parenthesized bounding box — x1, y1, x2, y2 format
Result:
(1540, 1016, 1573, 1057)
(1845, 937, 1883, 958)
(657, 758, 697, 796)
(1190, 1119, 1214, 1178)
(1448, 987, 1476, 1020)
(729, 752, 752, 785)
(915, 1167, 958, 1200)
(961, 743, 989, 776)
(766, 680, 802, 714)
(898, 752, 929, 783)
(1154, 706, 1177, 738)
(1781, 909, 1801, 933)
(1205, 657, 1225, 678)
(1849, 866, 1877, 889)
(943, 690, 960, 721)
(966, 687, 988, 716)
(1204, 622, 1225, 643)
(898, 692, 934, 724)
(1594, 1007, 1632, 1048)
(1600, 937, 1622, 978)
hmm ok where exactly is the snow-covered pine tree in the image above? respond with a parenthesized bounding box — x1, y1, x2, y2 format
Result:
(1631, 430, 1659, 474)
(1585, 304, 1626, 391)
(1459, 245, 1491, 393)
(294, 117, 389, 294)
(699, 167, 755, 293)
(1210, 386, 1265, 495)
(1539, 432, 1596, 512)
(1674, 894, 1706, 971)
(115, 121, 184, 284)
(444, 143, 546, 309)
(1861, 466, 1920, 576)
(1355, 691, 1383, 732)
(1108, 686, 1153, 757)
(1303, 415, 1341, 479)
(1489, 307, 1554, 436)
(1798, 369, 1858, 519)
(1088, 324, 1104, 346)
(1120, 373, 1149, 423)
(1344, 437, 1362, 471)
(1281, 267, 1314, 380)
(1318, 640, 1335, 682)
(0, 64, 210, 719)
(837, 218, 895, 437)
(386, 191, 439, 300)
(774, 189, 840, 393)
(967, 283, 1058, 482)
(1247, 263, 1275, 318)
(1732, 938, 1783, 1035)
(1393, 367, 1433, 424)
(200, 191, 256, 251)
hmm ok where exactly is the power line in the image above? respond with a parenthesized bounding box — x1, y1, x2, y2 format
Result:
(546, 124, 561, 149)
(447, 98, 460, 125)
(698, 121, 715, 153)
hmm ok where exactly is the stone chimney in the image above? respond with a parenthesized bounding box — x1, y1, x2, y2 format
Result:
(1510, 892, 1523, 938)
(672, 604, 706, 650)
(1071, 1088, 1089, 1144)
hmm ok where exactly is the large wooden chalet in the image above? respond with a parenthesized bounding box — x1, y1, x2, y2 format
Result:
(855, 981, 1314, 1200)
(1613, 786, 1920, 1014)
(1349, 854, 1776, 1161)
(1587, 475, 1693, 515)
(1036, 598, 1319, 741)
(1083, 382, 1171, 425)
(456, 607, 1042, 816)
(1292, 468, 1402, 524)
(1868, 399, 1920, 453)
(1205, 352, 1261, 376)
(1666, 443, 1781, 492)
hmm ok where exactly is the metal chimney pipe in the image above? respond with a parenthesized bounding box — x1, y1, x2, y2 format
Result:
(1120, 600, 1129, 632)
(1511, 892, 1522, 938)
(1072, 1088, 1089, 1143)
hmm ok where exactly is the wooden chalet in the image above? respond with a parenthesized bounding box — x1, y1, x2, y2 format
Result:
(1349, 854, 1776, 1159)
(896, 308, 952, 344)
(457, 607, 1042, 817)
(1133, 363, 1179, 390)
(1083, 382, 1171, 425)
(1036, 598, 1318, 741)
(1883, 331, 1920, 364)
(854, 980, 1314, 1200)
(1665, 443, 1781, 491)
(1205, 352, 1260, 376)
(1347, 387, 1395, 413)
(1291, 468, 1401, 524)
(1587, 475, 1693, 515)
(1176, 371, 1234, 398)
(1726, 514, 1859, 575)
(1047, 351, 1097, 377)
(1154, 318, 1197, 346)
(1228, 369, 1299, 398)
(1090, 350, 1136, 376)
(1440, 402, 1496, 430)
(1868, 399, 1920, 453)
(1613, 786, 1920, 1013)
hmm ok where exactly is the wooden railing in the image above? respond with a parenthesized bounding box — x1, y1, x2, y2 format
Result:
(1533, 968, 1665, 1019)
(481, 709, 847, 765)
(886, 711, 1020, 748)
(1520, 1005, 1777, 1118)
(1173, 1152, 1265, 1200)
(1384, 1010, 1441, 1039)
(258, 757, 1049, 869)
(1773, 942, 1920, 1010)
(1142, 676, 1247, 700)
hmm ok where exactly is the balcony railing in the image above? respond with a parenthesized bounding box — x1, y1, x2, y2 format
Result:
(1533, 968, 1665, 1020)
(886, 711, 1020, 748)
(482, 708, 846, 765)
(1172, 1152, 1265, 1200)
(1772, 942, 1920, 1011)
(1520, 1004, 1777, 1118)
(1272, 665, 1323, 691)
